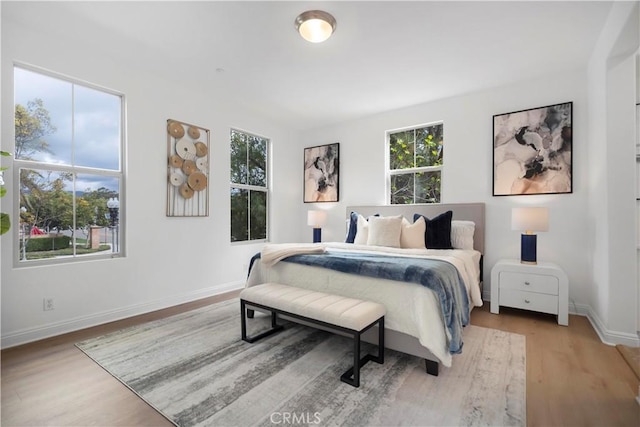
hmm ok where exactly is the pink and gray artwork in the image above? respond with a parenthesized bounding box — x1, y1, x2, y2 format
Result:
(493, 102, 572, 195)
(304, 143, 339, 202)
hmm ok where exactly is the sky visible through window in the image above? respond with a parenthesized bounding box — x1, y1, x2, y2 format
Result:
(14, 67, 121, 193)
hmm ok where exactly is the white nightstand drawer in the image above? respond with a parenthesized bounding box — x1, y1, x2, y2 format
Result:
(499, 289, 558, 315)
(491, 259, 568, 325)
(499, 271, 558, 295)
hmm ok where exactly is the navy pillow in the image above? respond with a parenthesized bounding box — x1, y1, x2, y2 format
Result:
(413, 210, 453, 249)
(345, 211, 359, 243)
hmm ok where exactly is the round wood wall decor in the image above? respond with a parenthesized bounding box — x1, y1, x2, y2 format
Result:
(194, 141, 208, 157)
(167, 119, 210, 216)
(167, 121, 185, 139)
(188, 126, 201, 139)
(187, 172, 207, 191)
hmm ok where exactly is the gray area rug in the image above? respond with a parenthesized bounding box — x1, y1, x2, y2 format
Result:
(76, 299, 526, 427)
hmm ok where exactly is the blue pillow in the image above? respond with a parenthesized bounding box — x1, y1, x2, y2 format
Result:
(345, 211, 359, 243)
(413, 210, 453, 249)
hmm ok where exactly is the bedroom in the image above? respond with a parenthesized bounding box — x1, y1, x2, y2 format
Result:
(1, 0, 639, 426)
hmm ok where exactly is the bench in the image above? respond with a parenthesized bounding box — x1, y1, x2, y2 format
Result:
(240, 283, 386, 387)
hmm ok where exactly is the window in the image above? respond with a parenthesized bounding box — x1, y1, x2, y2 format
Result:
(230, 129, 268, 242)
(14, 65, 124, 264)
(387, 122, 443, 204)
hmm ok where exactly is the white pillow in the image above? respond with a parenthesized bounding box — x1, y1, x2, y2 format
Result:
(367, 215, 403, 248)
(451, 220, 475, 250)
(353, 214, 370, 245)
(401, 216, 426, 249)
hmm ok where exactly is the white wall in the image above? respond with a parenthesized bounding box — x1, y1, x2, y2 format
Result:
(587, 1, 639, 345)
(298, 71, 592, 307)
(0, 16, 294, 347)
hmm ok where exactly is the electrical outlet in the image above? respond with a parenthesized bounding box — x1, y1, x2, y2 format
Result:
(43, 298, 54, 311)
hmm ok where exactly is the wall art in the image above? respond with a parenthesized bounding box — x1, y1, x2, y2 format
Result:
(304, 143, 339, 202)
(493, 102, 572, 196)
(166, 119, 210, 216)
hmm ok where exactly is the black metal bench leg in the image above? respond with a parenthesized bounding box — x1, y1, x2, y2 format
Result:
(247, 308, 255, 318)
(376, 317, 385, 364)
(240, 299, 284, 343)
(340, 316, 385, 388)
(340, 332, 361, 387)
(354, 332, 361, 386)
(241, 299, 247, 340)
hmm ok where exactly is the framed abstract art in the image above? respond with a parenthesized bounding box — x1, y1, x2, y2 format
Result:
(304, 143, 339, 202)
(493, 102, 572, 196)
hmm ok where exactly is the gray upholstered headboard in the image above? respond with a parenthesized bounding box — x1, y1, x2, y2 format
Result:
(346, 203, 485, 254)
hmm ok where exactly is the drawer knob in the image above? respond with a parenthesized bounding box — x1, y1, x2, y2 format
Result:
(524, 299, 530, 304)
(524, 281, 531, 286)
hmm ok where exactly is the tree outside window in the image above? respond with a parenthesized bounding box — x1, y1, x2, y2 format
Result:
(388, 123, 443, 204)
(230, 129, 268, 242)
(14, 66, 123, 263)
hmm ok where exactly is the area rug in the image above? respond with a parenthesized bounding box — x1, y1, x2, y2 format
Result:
(76, 299, 526, 427)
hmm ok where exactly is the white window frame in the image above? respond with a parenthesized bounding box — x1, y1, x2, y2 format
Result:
(386, 121, 444, 205)
(12, 63, 126, 267)
(229, 128, 270, 243)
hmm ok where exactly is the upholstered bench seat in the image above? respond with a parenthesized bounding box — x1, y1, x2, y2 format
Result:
(240, 283, 386, 331)
(240, 282, 386, 387)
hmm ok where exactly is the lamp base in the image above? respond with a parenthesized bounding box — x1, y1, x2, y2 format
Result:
(312, 228, 322, 243)
(520, 234, 537, 265)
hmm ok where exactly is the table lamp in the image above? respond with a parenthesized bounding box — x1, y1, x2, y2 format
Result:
(512, 207, 549, 264)
(307, 210, 328, 243)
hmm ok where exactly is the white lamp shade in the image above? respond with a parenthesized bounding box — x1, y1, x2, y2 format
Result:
(512, 207, 549, 232)
(307, 210, 327, 227)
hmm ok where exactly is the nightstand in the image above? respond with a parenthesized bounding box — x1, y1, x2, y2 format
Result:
(490, 259, 568, 326)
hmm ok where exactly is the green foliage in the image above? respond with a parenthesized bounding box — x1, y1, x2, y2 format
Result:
(230, 188, 267, 242)
(230, 131, 248, 184)
(230, 188, 248, 242)
(20, 170, 74, 230)
(230, 129, 268, 242)
(21, 172, 117, 232)
(0, 213, 10, 235)
(24, 235, 71, 252)
(230, 130, 267, 187)
(82, 187, 118, 227)
(389, 124, 443, 204)
(0, 150, 10, 235)
(21, 244, 110, 260)
(249, 190, 267, 239)
(15, 99, 56, 160)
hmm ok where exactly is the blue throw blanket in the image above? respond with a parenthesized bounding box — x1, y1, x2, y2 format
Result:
(249, 251, 469, 354)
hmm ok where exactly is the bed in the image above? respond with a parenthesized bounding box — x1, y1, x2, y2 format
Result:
(245, 203, 485, 374)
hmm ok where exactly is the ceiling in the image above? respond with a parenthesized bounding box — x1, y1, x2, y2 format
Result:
(3, 1, 614, 131)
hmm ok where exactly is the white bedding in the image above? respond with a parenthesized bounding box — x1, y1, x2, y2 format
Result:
(246, 242, 483, 367)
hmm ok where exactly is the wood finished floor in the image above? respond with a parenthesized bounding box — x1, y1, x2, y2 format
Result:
(2, 291, 639, 427)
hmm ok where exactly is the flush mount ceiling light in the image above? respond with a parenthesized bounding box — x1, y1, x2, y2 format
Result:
(295, 10, 336, 43)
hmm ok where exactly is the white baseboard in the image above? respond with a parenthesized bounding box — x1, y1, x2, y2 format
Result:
(1, 281, 244, 349)
(582, 303, 640, 347)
